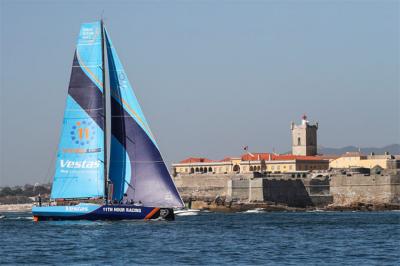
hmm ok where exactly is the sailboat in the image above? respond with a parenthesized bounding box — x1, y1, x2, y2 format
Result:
(32, 20, 184, 221)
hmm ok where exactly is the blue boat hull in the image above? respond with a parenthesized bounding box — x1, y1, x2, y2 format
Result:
(32, 203, 174, 221)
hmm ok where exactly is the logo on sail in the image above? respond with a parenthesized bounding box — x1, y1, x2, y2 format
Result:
(62, 120, 101, 154)
(81, 27, 99, 42)
(71, 120, 96, 146)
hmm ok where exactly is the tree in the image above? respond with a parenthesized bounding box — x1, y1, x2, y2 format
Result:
(0, 187, 13, 196)
(23, 184, 35, 196)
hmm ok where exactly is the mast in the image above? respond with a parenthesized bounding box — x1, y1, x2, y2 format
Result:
(101, 19, 108, 201)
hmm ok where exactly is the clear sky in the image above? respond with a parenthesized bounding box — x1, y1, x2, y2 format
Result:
(1, 0, 399, 186)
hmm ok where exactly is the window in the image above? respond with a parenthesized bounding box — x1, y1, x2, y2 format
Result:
(298, 137, 301, 145)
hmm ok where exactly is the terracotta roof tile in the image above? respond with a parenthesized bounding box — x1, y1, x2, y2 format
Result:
(241, 153, 328, 161)
(220, 157, 234, 162)
(241, 153, 272, 161)
(179, 157, 215, 163)
(180, 153, 329, 163)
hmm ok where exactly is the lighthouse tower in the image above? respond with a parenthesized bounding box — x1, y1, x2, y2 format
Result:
(291, 114, 318, 156)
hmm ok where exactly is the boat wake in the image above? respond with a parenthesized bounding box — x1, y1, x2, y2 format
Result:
(174, 209, 200, 216)
(1, 216, 33, 220)
(242, 208, 265, 213)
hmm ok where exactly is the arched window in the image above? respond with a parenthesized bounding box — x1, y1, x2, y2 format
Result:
(233, 165, 240, 172)
(297, 137, 301, 145)
(195, 167, 199, 172)
(190, 168, 194, 174)
(204, 167, 208, 173)
(249, 166, 254, 171)
(208, 167, 212, 172)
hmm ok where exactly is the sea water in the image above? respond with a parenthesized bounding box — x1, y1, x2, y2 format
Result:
(1, 211, 399, 265)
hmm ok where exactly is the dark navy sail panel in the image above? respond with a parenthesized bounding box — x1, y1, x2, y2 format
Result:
(105, 30, 183, 208)
(51, 22, 105, 199)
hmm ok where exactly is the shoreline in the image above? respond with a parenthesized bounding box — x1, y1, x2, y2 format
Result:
(1, 202, 399, 213)
(189, 200, 400, 212)
(0, 203, 33, 212)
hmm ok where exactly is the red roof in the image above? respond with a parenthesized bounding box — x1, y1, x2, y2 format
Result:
(271, 154, 325, 161)
(220, 157, 235, 162)
(179, 157, 215, 163)
(241, 153, 327, 161)
(241, 153, 273, 161)
(179, 153, 329, 164)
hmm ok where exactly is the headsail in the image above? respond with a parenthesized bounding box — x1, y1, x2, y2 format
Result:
(105, 30, 184, 208)
(51, 22, 105, 199)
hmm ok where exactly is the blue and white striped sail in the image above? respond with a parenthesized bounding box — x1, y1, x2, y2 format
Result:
(105, 30, 183, 208)
(51, 22, 105, 199)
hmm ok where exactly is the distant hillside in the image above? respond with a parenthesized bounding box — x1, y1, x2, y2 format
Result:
(318, 144, 400, 155)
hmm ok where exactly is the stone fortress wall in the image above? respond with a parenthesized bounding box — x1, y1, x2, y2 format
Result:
(330, 173, 400, 205)
(174, 171, 400, 209)
(172, 115, 400, 210)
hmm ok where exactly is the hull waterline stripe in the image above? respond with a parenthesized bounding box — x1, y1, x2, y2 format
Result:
(144, 208, 160, 220)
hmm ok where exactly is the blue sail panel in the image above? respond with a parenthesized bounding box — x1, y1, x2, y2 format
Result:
(106, 30, 183, 207)
(51, 22, 105, 199)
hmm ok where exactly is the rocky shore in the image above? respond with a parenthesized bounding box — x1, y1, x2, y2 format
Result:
(0, 204, 33, 212)
(189, 200, 400, 212)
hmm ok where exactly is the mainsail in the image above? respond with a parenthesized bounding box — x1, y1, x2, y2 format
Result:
(105, 30, 183, 208)
(51, 22, 105, 199)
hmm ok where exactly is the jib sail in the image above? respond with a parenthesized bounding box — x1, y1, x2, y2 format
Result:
(105, 30, 183, 208)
